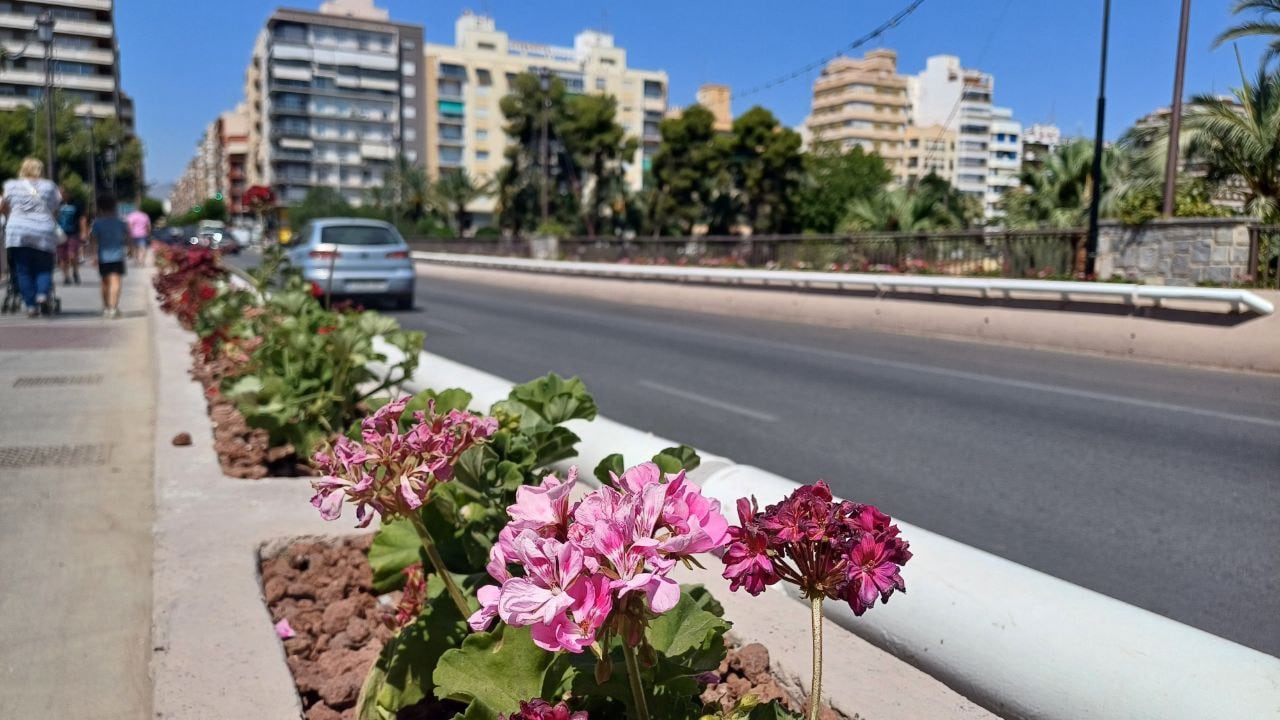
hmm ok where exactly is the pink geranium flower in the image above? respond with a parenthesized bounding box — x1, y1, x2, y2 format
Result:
(310, 398, 497, 526)
(499, 699, 587, 720)
(472, 462, 730, 654)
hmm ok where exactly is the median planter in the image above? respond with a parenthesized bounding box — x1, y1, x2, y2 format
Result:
(261, 534, 850, 720)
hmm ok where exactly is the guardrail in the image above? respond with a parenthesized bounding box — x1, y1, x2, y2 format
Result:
(370, 338, 1280, 720)
(414, 252, 1277, 315)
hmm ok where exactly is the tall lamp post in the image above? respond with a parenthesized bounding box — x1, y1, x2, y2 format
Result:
(36, 11, 55, 181)
(1085, 0, 1111, 277)
(1161, 0, 1192, 217)
(83, 116, 97, 210)
(537, 67, 552, 228)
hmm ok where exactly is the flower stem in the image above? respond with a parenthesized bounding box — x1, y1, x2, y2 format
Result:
(407, 512, 471, 619)
(621, 641, 651, 720)
(809, 594, 824, 720)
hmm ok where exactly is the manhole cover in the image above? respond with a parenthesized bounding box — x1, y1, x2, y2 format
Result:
(0, 444, 112, 469)
(13, 374, 104, 388)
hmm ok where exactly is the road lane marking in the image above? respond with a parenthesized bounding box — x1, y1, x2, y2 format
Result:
(419, 317, 470, 335)
(639, 380, 778, 423)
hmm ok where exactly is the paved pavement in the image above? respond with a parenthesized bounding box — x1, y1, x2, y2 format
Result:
(0, 267, 154, 718)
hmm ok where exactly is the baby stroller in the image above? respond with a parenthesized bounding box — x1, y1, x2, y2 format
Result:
(1, 243, 62, 316)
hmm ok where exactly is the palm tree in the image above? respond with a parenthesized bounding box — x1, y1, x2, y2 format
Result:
(1215, 1, 1280, 68)
(431, 169, 493, 237)
(842, 186, 965, 232)
(1180, 68, 1280, 221)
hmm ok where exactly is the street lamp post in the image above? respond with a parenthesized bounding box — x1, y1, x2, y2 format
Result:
(1085, 0, 1111, 277)
(36, 11, 55, 180)
(1161, 0, 1193, 217)
(538, 68, 552, 228)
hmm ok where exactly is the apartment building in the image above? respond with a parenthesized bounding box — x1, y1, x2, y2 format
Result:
(903, 124, 955, 184)
(696, 83, 732, 132)
(0, 0, 133, 127)
(422, 12, 668, 224)
(241, 0, 425, 206)
(910, 54, 1021, 219)
(805, 49, 910, 182)
(1021, 123, 1061, 173)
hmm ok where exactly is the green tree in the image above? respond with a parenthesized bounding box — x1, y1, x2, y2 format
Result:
(386, 156, 431, 223)
(645, 105, 731, 235)
(141, 197, 165, 223)
(1180, 68, 1280, 221)
(796, 144, 892, 233)
(843, 176, 972, 233)
(289, 187, 353, 227)
(202, 197, 228, 222)
(560, 93, 637, 237)
(496, 73, 578, 234)
(1215, 1, 1280, 68)
(727, 106, 805, 234)
(431, 168, 493, 237)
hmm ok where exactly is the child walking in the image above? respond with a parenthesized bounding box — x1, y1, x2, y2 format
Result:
(88, 194, 127, 318)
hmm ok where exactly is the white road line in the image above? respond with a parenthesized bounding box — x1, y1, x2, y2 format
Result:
(639, 380, 779, 423)
(419, 317, 470, 335)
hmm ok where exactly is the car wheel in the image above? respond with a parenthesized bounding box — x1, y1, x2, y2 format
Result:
(394, 294, 413, 311)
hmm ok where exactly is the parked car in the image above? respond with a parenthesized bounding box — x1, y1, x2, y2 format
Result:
(286, 218, 415, 310)
(195, 220, 239, 254)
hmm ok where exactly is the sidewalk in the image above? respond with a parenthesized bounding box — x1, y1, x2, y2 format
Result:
(0, 267, 154, 718)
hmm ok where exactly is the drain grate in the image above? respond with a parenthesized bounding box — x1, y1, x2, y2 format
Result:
(0, 443, 112, 469)
(13, 374, 104, 388)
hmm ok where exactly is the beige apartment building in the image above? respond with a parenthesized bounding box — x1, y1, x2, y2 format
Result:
(903, 124, 955, 184)
(423, 12, 668, 225)
(805, 49, 910, 182)
(696, 83, 732, 132)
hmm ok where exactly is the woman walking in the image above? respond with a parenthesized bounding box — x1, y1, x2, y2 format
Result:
(1, 158, 62, 317)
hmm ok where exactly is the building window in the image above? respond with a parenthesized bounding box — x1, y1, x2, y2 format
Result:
(477, 150, 490, 161)
(476, 69, 493, 86)
(476, 129, 488, 140)
(478, 42, 496, 51)
(643, 80, 663, 99)
(595, 78, 606, 91)
(404, 105, 416, 119)
(402, 61, 417, 76)
(476, 108, 489, 119)
(438, 100, 465, 116)
(403, 85, 416, 99)
(601, 57, 616, 66)
(405, 128, 417, 141)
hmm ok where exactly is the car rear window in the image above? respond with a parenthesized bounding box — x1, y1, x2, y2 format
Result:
(321, 225, 398, 246)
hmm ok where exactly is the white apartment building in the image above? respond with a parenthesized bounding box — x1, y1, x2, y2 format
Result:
(242, 0, 425, 206)
(0, 0, 133, 127)
(423, 12, 668, 225)
(909, 55, 1020, 220)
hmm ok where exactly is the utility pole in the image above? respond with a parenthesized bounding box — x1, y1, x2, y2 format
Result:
(36, 11, 55, 180)
(538, 68, 552, 228)
(84, 116, 97, 210)
(1162, 0, 1192, 217)
(1085, 0, 1111, 277)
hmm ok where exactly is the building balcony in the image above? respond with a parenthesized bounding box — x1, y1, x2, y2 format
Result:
(0, 68, 116, 92)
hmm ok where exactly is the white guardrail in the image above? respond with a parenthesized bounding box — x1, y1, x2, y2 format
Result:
(413, 251, 1277, 315)
(372, 339, 1280, 720)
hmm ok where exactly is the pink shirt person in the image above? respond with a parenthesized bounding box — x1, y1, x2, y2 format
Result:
(126, 209, 151, 241)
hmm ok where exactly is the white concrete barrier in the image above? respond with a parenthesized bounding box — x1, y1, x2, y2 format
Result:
(414, 251, 1277, 315)
(369, 339, 1280, 720)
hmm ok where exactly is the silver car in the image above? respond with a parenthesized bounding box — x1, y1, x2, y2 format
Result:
(287, 218, 416, 310)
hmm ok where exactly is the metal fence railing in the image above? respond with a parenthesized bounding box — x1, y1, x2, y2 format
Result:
(1247, 225, 1280, 289)
(409, 230, 1087, 279)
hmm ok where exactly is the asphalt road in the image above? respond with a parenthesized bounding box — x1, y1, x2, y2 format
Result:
(229, 250, 1280, 656)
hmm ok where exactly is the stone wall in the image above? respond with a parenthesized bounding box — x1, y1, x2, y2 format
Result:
(1097, 218, 1254, 285)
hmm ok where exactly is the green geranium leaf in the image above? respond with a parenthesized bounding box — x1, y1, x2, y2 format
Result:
(224, 375, 263, 397)
(748, 700, 805, 719)
(654, 445, 701, 474)
(648, 587, 730, 676)
(368, 519, 422, 593)
(682, 584, 725, 618)
(434, 625, 556, 717)
(370, 594, 468, 716)
(593, 453, 625, 484)
(507, 373, 598, 425)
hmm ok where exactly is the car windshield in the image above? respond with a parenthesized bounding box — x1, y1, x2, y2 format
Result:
(320, 225, 398, 246)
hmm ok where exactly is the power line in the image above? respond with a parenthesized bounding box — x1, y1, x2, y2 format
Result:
(738, 0, 928, 99)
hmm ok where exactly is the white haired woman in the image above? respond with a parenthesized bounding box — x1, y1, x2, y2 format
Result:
(1, 157, 63, 317)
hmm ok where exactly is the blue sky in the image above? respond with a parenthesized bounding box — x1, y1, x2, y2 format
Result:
(118, 0, 1269, 186)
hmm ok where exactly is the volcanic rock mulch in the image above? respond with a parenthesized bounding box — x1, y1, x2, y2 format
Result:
(189, 342, 307, 479)
(262, 536, 849, 720)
